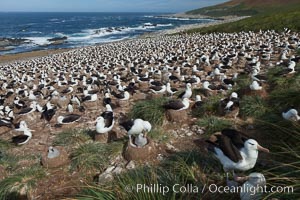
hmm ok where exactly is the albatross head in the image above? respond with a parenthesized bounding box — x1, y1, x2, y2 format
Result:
(230, 92, 238, 99)
(142, 120, 152, 133)
(195, 95, 202, 102)
(57, 116, 64, 124)
(244, 139, 269, 153)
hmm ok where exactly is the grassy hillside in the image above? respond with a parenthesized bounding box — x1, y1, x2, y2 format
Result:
(187, 3, 300, 33)
(186, 0, 300, 17)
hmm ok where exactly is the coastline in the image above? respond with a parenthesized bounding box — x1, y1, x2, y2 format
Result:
(0, 15, 248, 64)
(0, 48, 70, 64)
(156, 15, 249, 35)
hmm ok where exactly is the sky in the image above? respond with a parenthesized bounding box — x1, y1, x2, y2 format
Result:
(0, 0, 228, 13)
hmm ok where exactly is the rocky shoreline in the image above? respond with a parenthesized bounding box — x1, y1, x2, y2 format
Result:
(0, 36, 68, 52)
(0, 15, 248, 63)
(0, 38, 29, 52)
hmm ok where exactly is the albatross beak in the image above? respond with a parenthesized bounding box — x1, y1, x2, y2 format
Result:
(257, 144, 270, 153)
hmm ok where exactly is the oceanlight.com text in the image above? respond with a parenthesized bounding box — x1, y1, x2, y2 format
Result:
(124, 183, 294, 196)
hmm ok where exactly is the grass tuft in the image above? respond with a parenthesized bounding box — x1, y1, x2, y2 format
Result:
(147, 128, 170, 143)
(192, 94, 223, 117)
(0, 166, 45, 200)
(0, 139, 11, 152)
(129, 97, 168, 127)
(240, 95, 269, 118)
(70, 141, 123, 173)
(0, 152, 21, 173)
(197, 116, 232, 134)
(268, 88, 300, 110)
(78, 151, 229, 200)
(53, 129, 92, 147)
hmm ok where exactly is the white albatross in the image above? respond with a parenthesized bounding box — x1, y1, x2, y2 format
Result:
(207, 129, 269, 180)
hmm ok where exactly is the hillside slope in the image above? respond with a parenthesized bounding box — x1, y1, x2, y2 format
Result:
(186, 0, 300, 17)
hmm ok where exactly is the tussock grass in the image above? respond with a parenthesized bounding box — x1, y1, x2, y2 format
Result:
(253, 118, 300, 199)
(129, 97, 168, 127)
(0, 152, 21, 173)
(147, 128, 170, 143)
(269, 89, 300, 110)
(233, 75, 252, 94)
(240, 96, 269, 118)
(70, 141, 123, 173)
(192, 94, 223, 117)
(0, 139, 11, 151)
(197, 116, 232, 134)
(78, 151, 231, 200)
(53, 129, 92, 147)
(268, 68, 300, 90)
(249, 72, 300, 199)
(0, 166, 45, 200)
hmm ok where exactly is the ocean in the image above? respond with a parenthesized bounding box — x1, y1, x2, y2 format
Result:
(0, 12, 213, 55)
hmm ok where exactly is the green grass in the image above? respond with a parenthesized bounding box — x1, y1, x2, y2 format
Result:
(78, 151, 232, 200)
(0, 166, 46, 200)
(192, 94, 223, 117)
(0, 152, 21, 173)
(70, 141, 123, 173)
(147, 128, 170, 143)
(0, 139, 11, 151)
(240, 96, 269, 118)
(187, 2, 258, 17)
(197, 116, 232, 135)
(129, 97, 168, 127)
(186, 3, 300, 33)
(232, 75, 252, 94)
(252, 116, 300, 199)
(53, 129, 93, 147)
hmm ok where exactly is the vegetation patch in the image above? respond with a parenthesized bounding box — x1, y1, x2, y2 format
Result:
(70, 141, 123, 173)
(197, 116, 232, 135)
(53, 129, 93, 147)
(186, 2, 300, 33)
(0, 166, 46, 200)
(240, 96, 269, 118)
(78, 151, 230, 200)
(147, 128, 170, 143)
(192, 94, 223, 117)
(129, 97, 168, 127)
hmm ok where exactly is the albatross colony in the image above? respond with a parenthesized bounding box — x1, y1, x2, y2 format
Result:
(0, 28, 299, 170)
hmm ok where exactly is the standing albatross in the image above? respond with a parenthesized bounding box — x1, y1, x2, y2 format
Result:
(120, 118, 151, 147)
(95, 104, 114, 134)
(206, 129, 269, 180)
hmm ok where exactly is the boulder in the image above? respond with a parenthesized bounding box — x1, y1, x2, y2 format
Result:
(0, 37, 27, 47)
(123, 137, 156, 161)
(165, 109, 188, 123)
(41, 146, 69, 168)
